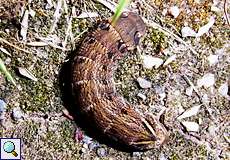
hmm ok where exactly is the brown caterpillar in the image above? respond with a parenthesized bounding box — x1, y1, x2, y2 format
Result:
(71, 12, 168, 151)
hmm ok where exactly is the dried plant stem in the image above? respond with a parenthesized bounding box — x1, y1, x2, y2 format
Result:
(0, 37, 31, 54)
(224, 0, 230, 26)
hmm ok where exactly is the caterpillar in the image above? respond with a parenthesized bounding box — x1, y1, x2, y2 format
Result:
(71, 12, 168, 151)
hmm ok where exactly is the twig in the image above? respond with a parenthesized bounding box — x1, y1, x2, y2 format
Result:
(181, 74, 201, 100)
(33, 37, 69, 51)
(181, 74, 218, 122)
(96, 0, 117, 12)
(63, 15, 72, 49)
(224, 0, 230, 26)
(49, 0, 62, 33)
(0, 37, 31, 54)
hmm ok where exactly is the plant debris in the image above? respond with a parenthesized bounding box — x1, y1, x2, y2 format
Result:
(136, 77, 152, 89)
(197, 73, 215, 88)
(181, 121, 199, 132)
(142, 55, 163, 69)
(177, 105, 201, 120)
(18, 67, 38, 82)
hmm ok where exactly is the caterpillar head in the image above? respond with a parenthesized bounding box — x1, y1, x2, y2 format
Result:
(109, 11, 146, 50)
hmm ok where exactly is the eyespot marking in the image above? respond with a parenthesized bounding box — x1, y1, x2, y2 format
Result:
(98, 21, 110, 30)
(118, 40, 127, 53)
(134, 31, 142, 45)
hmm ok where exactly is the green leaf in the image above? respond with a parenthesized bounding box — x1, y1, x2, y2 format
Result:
(0, 58, 16, 86)
(111, 0, 131, 25)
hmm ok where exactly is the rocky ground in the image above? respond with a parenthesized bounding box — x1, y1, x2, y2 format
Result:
(0, 0, 229, 159)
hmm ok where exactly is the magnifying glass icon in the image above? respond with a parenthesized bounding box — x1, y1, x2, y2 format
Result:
(3, 141, 18, 157)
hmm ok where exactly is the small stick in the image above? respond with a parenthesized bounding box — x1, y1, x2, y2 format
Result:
(182, 74, 217, 121)
(181, 74, 201, 99)
(224, 0, 230, 26)
(96, 0, 117, 12)
(0, 37, 31, 54)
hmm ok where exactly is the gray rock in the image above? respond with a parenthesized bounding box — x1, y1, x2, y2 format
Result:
(137, 93, 147, 100)
(82, 135, 93, 144)
(136, 77, 152, 89)
(12, 107, 24, 121)
(96, 147, 107, 157)
(0, 99, 7, 112)
(88, 142, 100, 150)
(81, 148, 87, 154)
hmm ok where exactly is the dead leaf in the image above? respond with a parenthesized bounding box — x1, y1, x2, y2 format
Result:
(197, 73, 215, 88)
(196, 16, 215, 37)
(181, 121, 199, 132)
(163, 55, 176, 66)
(20, 10, 29, 41)
(177, 105, 201, 120)
(181, 26, 196, 37)
(26, 41, 48, 47)
(18, 67, 38, 81)
(77, 12, 99, 18)
(0, 47, 11, 56)
(142, 55, 163, 69)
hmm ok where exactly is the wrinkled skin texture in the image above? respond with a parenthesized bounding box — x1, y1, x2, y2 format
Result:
(72, 12, 168, 151)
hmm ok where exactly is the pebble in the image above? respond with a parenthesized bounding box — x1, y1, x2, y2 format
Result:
(0, 114, 5, 121)
(181, 121, 199, 132)
(169, 6, 180, 18)
(81, 148, 87, 154)
(82, 143, 88, 149)
(88, 142, 100, 150)
(82, 135, 93, 144)
(0, 99, 7, 112)
(202, 94, 209, 104)
(136, 77, 152, 89)
(96, 147, 107, 157)
(132, 152, 142, 157)
(159, 153, 167, 160)
(208, 124, 217, 137)
(197, 73, 215, 88)
(142, 55, 163, 69)
(12, 107, 24, 120)
(218, 82, 228, 97)
(185, 87, 193, 96)
(207, 54, 218, 66)
(154, 85, 163, 93)
(181, 26, 197, 37)
(137, 93, 147, 100)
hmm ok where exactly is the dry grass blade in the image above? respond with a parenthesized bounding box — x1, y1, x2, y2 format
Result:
(96, 0, 117, 12)
(0, 37, 31, 54)
(182, 74, 201, 100)
(0, 58, 16, 86)
(224, 0, 230, 26)
(111, 0, 131, 25)
(0, 47, 11, 56)
(50, 0, 62, 33)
